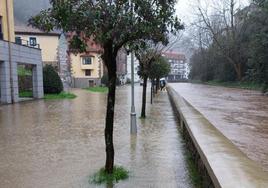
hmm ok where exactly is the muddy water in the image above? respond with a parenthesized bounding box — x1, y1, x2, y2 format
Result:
(170, 83, 268, 171)
(0, 86, 192, 188)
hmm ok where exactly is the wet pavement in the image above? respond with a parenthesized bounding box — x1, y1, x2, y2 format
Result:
(0, 85, 193, 188)
(170, 83, 268, 171)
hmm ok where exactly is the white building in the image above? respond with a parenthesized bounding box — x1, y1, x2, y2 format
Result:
(162, 51, 187, 82)
(126, 53, 140, 83)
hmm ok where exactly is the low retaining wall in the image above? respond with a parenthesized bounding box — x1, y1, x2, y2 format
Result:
(167, 85, 268, 188)
(71, 77, 101, 88)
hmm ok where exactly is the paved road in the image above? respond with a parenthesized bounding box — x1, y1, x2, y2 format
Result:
(0, 85, 193, 188)
(170, 83, 268, 171)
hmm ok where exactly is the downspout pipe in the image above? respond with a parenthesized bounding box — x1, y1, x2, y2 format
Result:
(6, 0, 14, 103)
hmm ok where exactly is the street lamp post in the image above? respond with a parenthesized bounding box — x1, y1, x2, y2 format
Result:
(130, 52, 137, 134)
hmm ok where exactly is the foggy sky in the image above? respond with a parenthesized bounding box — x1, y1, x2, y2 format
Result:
(14, 0, 50, 23)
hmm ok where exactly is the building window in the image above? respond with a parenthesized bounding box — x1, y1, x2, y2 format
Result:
(0, 17, 3, 40)
(15, 37, 22, 45)
(29, 37, 37, 46)
(85, 69, 91, 76)
(82, 57, 92, 65)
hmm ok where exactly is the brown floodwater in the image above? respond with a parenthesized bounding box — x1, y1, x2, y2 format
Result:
(170, 83, 268, 171)
(0, 85, 193, 188)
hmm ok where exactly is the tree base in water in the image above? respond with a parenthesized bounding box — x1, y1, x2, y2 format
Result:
(89, 166, 129, 184)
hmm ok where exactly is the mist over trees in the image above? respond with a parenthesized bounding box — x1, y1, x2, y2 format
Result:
(187, 0, 268, 92)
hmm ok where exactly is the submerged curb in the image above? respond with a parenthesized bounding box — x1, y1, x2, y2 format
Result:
(167, 85, 268, 188)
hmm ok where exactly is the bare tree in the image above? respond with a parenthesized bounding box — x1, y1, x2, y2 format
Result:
(191, 0, 250, 80)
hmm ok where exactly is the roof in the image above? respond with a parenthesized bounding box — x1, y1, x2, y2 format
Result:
(162, 51, 186, 60)
(14, 19, 61, 36)
(66, 33, 103, 54)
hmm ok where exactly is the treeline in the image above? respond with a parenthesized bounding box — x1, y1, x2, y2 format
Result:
(189, 0, 268, 92)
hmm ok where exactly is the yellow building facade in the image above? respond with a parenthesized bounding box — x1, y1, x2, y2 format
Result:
(14, 25, 61, 69)
(0, 0, 15, 42)
(15, 33, 60, 65)
(70, 52, 104, 88)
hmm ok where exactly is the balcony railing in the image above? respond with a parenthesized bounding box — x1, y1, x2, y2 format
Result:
(15, 38, 40, 49)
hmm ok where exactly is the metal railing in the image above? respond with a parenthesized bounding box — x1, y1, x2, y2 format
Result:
(15, 38, 40, 49)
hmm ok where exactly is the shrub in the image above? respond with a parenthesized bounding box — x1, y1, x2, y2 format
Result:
(43, 65, 63, 94)
(101, 74, 109, 86)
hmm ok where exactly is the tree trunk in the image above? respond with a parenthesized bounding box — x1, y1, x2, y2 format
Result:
(234, 63, 242, 81)
(141, 75, 148, 118)
(103, 46, 117, 174)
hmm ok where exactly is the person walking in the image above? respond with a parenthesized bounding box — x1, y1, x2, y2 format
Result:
(160, 80, 166, 91)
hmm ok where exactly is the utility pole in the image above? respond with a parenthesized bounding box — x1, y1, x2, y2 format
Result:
(130, 52, 137, 134)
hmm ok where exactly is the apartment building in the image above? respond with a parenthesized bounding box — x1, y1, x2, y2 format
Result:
(162, 51, 187, 82)
(0, 0, 43, 104)
(68, 36, 104, 88)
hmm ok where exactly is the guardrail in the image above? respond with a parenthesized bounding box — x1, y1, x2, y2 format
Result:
(167, 85, 268, 188)
(15, 38, 40, 49)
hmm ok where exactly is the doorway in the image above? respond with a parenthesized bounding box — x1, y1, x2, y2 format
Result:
(17, 63, 33, 99)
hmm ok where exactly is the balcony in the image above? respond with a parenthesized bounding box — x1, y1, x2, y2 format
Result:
(15, 38, 40, 49)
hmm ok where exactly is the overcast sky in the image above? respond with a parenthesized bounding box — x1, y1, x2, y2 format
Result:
(13, 0, 251, 55)
(175, 0, 250, 24)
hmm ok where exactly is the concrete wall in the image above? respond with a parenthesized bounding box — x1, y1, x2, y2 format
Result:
(72, 77, 101, 88)
(0, 40, 43, 104)
(0, 0, 15, 42)
(167, 85, 268, 188)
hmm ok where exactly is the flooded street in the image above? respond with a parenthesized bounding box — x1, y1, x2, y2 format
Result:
(170, 83, 268, 171)
(0, 85, 192, 188)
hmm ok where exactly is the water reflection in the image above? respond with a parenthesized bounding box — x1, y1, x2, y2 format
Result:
(0, 86, 192, 188)
(170, 83, 268, 171)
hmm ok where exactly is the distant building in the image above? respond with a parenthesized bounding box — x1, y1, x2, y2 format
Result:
(14, 21, 61, 70)
(68, 35, 104, 88)
(0, 0, 43, 104)
(116, 48, 128, 84)
(162, 51, 187, 82)
(126, 53, 140, 83)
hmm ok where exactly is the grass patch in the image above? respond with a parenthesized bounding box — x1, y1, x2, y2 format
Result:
(184, 150, 203, 188)
(178, 127, 203, 188)
(19, 91, 33, 98)
(191, 80, 262, 91)
(44, 92, 77, 100)
(89, 166, 129, 185)
(84, 86, 108, 93)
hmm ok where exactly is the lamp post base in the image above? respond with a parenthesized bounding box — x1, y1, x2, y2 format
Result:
(130, 111, 137, 134)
